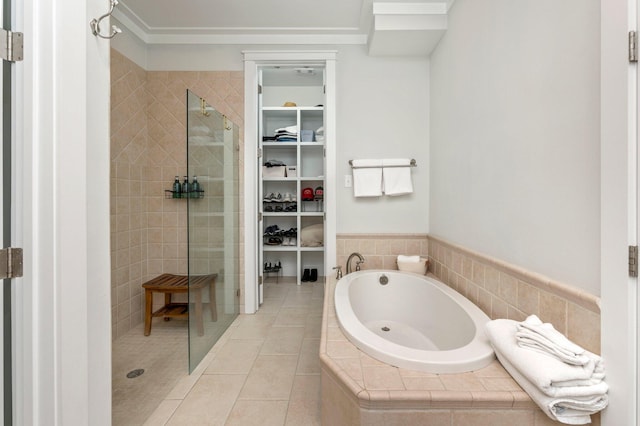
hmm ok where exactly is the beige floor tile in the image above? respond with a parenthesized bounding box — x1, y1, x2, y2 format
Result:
(166, 374, 246, 425)
(296, 338, 321, 375)
(231, 315, 276, 339)
(205, 339, 264, 374)
(285, 399, 321, 426)
(260, 326, 305, 355)
(226, 400, 289, 426)
(142, 399, 181, 426)
(273, 307, 310, 327)
(238, 354, 299, 400)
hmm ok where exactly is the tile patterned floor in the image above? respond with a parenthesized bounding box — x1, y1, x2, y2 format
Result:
(112, 278, 324, 426)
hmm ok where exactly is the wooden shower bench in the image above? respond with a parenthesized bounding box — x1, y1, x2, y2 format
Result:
(142, 273, 217, 336)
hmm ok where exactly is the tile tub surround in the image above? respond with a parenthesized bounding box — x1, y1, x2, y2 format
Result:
(336, 234, 430, 272)
(427, 235, 601, 355)
(319, 276, 602, 425)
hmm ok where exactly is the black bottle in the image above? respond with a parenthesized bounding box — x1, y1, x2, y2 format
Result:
(191, 176, 200, 197)
(182, 176, 190, 197)
(172, 176, 181, 198)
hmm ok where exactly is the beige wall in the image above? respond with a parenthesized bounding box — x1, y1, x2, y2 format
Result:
(110, 49, 244, 339)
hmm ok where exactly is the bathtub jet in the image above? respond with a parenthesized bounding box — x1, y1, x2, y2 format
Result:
(334, 270, 495, 374)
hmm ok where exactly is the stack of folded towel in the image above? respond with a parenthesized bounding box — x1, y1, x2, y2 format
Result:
(485, 315, 608, 425)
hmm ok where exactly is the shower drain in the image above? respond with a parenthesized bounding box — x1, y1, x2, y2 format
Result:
(381, 326, 390, 332)
(126, 369, 145, 379)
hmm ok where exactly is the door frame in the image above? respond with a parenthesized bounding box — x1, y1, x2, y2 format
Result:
(243, 50, 337, 314)
(601, 0, 638, 424)
(12, 0, 112, 424)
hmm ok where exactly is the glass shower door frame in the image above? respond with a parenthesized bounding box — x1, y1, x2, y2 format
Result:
(186, 90, 240, 372)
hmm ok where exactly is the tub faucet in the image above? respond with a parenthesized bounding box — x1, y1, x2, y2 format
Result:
(346, 252, 365, 274)
(333, 266, 342, 279)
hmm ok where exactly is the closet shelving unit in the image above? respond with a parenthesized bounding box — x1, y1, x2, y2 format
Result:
(258, 69, 327, 286)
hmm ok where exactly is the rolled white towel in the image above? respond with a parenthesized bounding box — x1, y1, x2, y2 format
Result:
(494, 348, 608, 425)
(397, 255, 421, 263)
(516, 315, 589, 366)
(485, 319, 607, 396)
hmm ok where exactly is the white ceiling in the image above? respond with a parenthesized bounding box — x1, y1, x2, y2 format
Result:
(114, 0, 454, 54)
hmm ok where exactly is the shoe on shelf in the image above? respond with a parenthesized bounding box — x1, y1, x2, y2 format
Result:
(283, 193, 292, 202)
(310, 269, 318, 282)
(263, 193, 276, 202)
(265, 237, 283, 245)
(301, 269, 311, 282)
(314, 186, 323, 200)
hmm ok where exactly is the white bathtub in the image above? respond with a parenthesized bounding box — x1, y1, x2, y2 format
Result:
(334, 270, 495, 373)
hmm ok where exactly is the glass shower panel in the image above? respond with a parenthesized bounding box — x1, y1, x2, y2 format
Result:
(186, 90, 240, 373)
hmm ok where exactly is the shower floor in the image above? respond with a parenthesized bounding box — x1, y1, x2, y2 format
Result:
(112, 319, 188, 426)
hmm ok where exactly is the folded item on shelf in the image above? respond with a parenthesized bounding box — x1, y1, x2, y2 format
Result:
(301, 223, 323, 247)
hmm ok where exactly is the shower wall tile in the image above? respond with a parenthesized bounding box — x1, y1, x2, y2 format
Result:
(427, 235, 601, 354)
(111, 48, 246, 338)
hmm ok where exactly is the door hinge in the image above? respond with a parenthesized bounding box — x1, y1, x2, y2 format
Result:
(629, 245, 638, 277)
(258, 84, 262, 94)
(236, 288, 241, 297)
(0, 248, 23, 279)
(630, 31, 638, 63)
(258, 148, 262, 158)
(258, 276, 263, 285)
(258, 212, 262, 222)
(0, 29, 23, 62)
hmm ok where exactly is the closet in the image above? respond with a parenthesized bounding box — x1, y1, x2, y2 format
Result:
(243, 51, 336, 309)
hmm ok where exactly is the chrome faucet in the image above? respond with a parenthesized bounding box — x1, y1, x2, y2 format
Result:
(346, 252, 365, 274)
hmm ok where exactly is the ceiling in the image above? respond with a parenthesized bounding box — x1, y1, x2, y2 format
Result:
(114, 0, 454, 55)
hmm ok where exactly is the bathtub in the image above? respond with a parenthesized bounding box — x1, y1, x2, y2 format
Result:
(334, 270, 495, 373)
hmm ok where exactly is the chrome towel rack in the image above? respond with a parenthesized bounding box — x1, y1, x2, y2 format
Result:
(349, 159, 417, 169)
(90, 0, 122, 39)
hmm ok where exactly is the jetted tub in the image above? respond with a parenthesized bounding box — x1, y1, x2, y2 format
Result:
(334, 270, 495, 373)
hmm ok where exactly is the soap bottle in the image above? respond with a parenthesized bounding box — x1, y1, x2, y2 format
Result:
(191, 176, 200, 198)
(172, 176, 181, 198)
(181, 176, 190, 198)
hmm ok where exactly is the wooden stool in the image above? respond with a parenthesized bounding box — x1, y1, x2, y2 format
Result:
(142, 273, 217, 336)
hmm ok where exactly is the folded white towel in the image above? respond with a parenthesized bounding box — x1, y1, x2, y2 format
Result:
(382, 158, 413, 196)
(494, 348, 608, 425)
(485, 319, 607, 396)
(352, 159, 383, 197)
(516, 315, 589, 366)
(397, 255, 421, 263)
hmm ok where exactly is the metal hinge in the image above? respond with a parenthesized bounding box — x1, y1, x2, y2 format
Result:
(258, 84, 262, 94)
(629, 245, 638, 277)
(0, 29, 23, 62)
(258, 276, 263, 285)
(0, 248, 23, 279)
(258, 148, 262, 158)
(236, 288, 241, 297)
(630, 31, 638, 63)
(323, 85, 326, 94)
(258, 212, 262, 221)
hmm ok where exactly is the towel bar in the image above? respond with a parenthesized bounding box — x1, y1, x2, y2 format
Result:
(349, 159, 417, 169)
